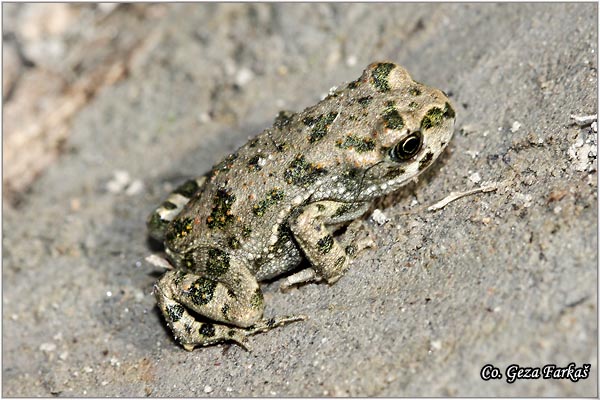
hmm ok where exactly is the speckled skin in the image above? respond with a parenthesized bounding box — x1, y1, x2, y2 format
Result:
(148, 62, 455, 350)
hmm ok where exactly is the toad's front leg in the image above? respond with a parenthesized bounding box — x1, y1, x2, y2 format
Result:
(286, 200, 371, 287)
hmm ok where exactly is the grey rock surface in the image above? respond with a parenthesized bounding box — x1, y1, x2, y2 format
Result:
(2, 3, 597, 396)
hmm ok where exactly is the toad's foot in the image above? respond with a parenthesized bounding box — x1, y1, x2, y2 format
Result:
(179, 315, 307, 352)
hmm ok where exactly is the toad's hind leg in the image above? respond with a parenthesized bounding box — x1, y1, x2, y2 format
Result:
(147, 177, 206, 241)
(155, 269, 304, 350)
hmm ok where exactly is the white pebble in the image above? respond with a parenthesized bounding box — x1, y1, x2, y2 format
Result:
(469, 172, 482, 184)
(371, 209, 389, 225)
(510, 121, 522, 133)
(39, 342, 57, 352)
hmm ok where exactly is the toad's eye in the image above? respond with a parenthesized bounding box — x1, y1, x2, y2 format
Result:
(390, 131, 423, 161)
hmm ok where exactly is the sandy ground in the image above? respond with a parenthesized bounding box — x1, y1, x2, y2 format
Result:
(2, 3, 597, 397)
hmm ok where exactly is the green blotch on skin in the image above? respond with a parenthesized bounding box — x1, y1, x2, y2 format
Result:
(382, 103, 404, 130)
(166, 217, 194, 241)
(421, 103, 454, 131)
(371, 63, 396, 92)
(248, 155, 262, 171)
(206, 189, 236, 229)
(336, 135, 376, 153)
(316, 204, 326, 212)
(317, 234, 334, 254)
(250, 288, 264, 309)
(305, 112, 338, 143)
(358, 96, 373, 106)
(228, 236, 240, 250)
(166, 304, 184, 323)
(188, 277, 217, 306)
(253, 188, 285, 216)
(443, 102, 456, 119)
(174, 179, 200, 198)
(408, 101, 419, 110)
(206, 247, 230, 276)
(409, 87, 421, 96)
(242, 225, 252, 238)
(284, 154, 327, 187)
(418, 152, 434, 171)
(332, 203, 353, 218)
(199, 323, 216, 337)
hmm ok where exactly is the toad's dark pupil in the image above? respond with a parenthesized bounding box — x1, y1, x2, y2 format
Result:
(391, 132, 423, 161)
(403, 136, 420, 154)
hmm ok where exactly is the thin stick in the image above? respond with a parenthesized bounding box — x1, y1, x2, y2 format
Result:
(427, 183, 499, 212)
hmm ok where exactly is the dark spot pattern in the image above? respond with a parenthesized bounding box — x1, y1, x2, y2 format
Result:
(147, 212, 167, 232)
(247, 155, 263, 171)
(182, 252, 196, 269)
(332, 203, 353, 218)
(166, 304, 184, 323)
(187, 277, 217, 306)
(284, 154, 327, 187)
(421, 103, 454, 131)
(409, 87, 421, 96)
(162, 201, 177, 210)
(383, 167, 406, 179)
(206, 247, 230, 277)
(228, 236, 240, 250)
(358, 96, 373, 106)
(199, 323, 216, 337)
(371, 62, 396, 92)
(206, 189, 236, 229)
(242, 225, 252, 238)
(304, 112, 338, 143)
(166, 217, 194, 241)
(418, 152, 434, 171)
(173, 270, 185, 285)
(250, 288, 264, 310)
(317, 234, 334, 254)
(382, 103, 404, 130)
(443, 102, 456, 119)
(345, 245, 357, 256)
(334, 256, 346, 269)
(174, 179, 200, 198)
(347, 79, 362, 89)
(336, 135, 376, 153)
(253, 188, 285, 216)
(222, 304, 230, 318)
